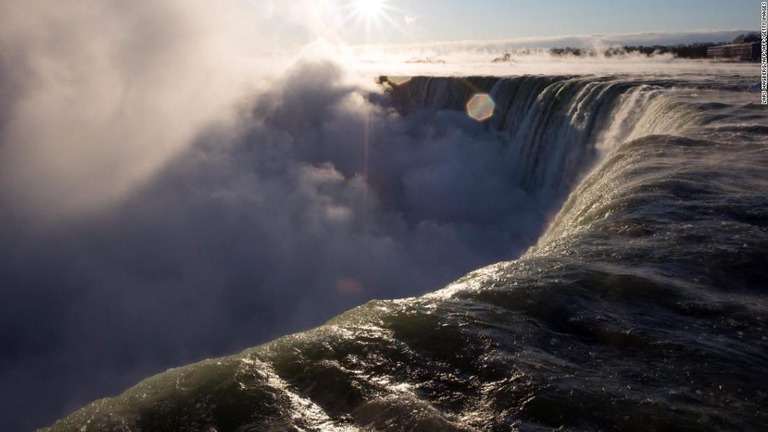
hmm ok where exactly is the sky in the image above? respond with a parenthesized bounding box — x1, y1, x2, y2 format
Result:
(0, 0, 762, 431)
(403, 0, 756, 41)
(262, 0, 760, 46)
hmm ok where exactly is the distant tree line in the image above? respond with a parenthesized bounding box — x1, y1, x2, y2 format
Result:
(547, 42, 726, 59)
(493, 33, 762, 61)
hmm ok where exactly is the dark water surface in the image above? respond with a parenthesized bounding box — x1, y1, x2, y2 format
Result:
(45, 74, 768, 431)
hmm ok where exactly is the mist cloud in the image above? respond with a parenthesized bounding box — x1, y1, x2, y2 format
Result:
(360, 29, 751, 57)
(0, 0, 284, 222)
(0, 18, 558, 431)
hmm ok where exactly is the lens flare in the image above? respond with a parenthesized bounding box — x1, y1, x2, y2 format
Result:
(466, 93, 495, 122)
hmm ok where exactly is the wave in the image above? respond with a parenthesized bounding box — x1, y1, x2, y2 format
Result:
(44, 74, 768, 431)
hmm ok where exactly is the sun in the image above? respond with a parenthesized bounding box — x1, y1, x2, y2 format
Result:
(352, 0, 385, 20)
(342, 0, 409, 44)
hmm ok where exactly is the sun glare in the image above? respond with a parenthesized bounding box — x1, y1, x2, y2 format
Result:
(343, 0, 409, 44)
(353, 0, 385, 19)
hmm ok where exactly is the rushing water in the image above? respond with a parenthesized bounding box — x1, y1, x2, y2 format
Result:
(45, 71, 768, 431)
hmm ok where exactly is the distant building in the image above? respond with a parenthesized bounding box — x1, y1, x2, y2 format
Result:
(707, 42, 760, 61)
